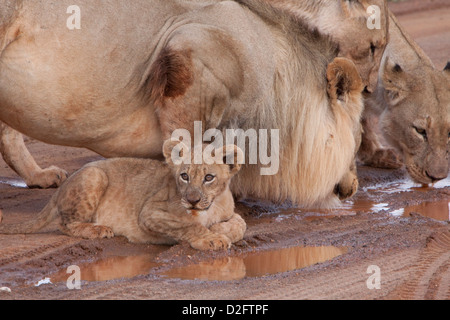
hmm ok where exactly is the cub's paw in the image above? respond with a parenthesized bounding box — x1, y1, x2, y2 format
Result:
(27, 166, 69, 189)
(85, 225, 115, 239)
(210, 215, 246, 243)
(190, 234, 231, 251)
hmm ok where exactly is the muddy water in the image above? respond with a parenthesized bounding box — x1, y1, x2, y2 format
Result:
(391, 201, 450, 221)
(50, 255, 161, 283)
(0, 178, 28, 189)
(48, 246, 348, 283)
(272, 177, 450, 222)
(163, 246, 348, 281)
(355, 177, 450, 221)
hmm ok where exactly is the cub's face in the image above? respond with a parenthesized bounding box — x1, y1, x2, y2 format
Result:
(163, 140, 243, 213)
(175, 163, 234, 212)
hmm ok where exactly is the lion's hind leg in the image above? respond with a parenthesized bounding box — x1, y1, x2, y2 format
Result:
(57, 166, 113, 239)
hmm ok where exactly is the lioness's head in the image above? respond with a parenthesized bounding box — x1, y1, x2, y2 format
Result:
(380, 60, 450, 184)
(325, 0, 389, 93)
(163, 139, 243, 212)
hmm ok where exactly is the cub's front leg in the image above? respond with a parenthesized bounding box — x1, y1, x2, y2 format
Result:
(209, 213, 246, 243)
(138, 207, 231, 251)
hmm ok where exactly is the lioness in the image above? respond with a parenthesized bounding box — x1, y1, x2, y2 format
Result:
(0, 0, 380, 206)
(358, 11, 450, 184)
(0, 140, 246, 251)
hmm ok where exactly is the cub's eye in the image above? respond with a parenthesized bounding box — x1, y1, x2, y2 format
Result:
(204, 174, 215, 183)
(414, 126, 427, 140)
(180, 173, 189, 181)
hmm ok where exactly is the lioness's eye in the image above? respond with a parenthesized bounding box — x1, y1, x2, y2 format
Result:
(414, 127, 427, 140)
(204, 174, 215, 182)
(180, 173, 189, 181)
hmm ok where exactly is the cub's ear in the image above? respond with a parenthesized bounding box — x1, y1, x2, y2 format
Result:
(163, 139, 190, 166)
(327, 57, 364, 105)
(218, 144, 244, 176)
(381, 58, 409, 106)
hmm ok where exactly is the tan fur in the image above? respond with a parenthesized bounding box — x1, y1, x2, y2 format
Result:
(359, 10, 450, 184)
(0, 140, 246, 251)
(237, 0, 388, 92)
(0, 0, 374, 206)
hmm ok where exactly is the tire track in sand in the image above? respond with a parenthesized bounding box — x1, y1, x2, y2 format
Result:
(387, 231, 450, 300)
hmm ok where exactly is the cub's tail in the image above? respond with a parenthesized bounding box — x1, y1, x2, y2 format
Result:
(0, 192, 59, 234)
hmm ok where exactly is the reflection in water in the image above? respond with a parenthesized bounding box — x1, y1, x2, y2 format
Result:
(286, 176, 450, 222)
(164, 246, 348, 281)
(0, 178, 28, 188)
(362, 176, 450, 194)
(391, 201, 450, 221)
(51, 255, 160, 283)
(49, 246, 348, 283)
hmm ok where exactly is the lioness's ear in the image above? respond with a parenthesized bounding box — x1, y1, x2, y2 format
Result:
(327, 57, 363, 105)
(382, 59, 408, 106)
(444, 61, 450, 79)
(444, 61, 450, 72)
(219, 145, 244, 176)
(163, 139, 189, 166)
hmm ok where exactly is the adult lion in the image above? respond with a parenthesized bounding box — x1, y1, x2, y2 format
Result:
(358, 11, 450, 184)
(0, 0, 387, 206)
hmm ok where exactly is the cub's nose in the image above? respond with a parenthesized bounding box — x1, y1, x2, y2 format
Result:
(186, 193, 201, 207)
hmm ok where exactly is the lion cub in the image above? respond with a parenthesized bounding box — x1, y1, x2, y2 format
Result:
(0, 140, 246, 251)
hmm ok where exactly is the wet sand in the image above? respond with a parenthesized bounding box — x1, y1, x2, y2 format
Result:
(0, 0, 449, 300)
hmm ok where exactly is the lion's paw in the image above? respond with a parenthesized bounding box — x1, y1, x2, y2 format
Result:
(335, 172, 359, 200)
(27, 166, 69, 189)
(189, 234, 231, 251)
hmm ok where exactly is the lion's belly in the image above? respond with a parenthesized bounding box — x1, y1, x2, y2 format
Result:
(0, 65, 163, 158)
(0, 0, 186, 158)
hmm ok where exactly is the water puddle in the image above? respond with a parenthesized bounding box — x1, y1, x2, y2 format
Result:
(50, 255, 160, 283)
(305, 199, 450, 222)
(391, 200, 450, 221)
(362, 176, 450, 194)
(47, 246, 348, 283)
(269, 176, 450, 222)
(163, 246, 348, 281)
(0, 178, 28, 189)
